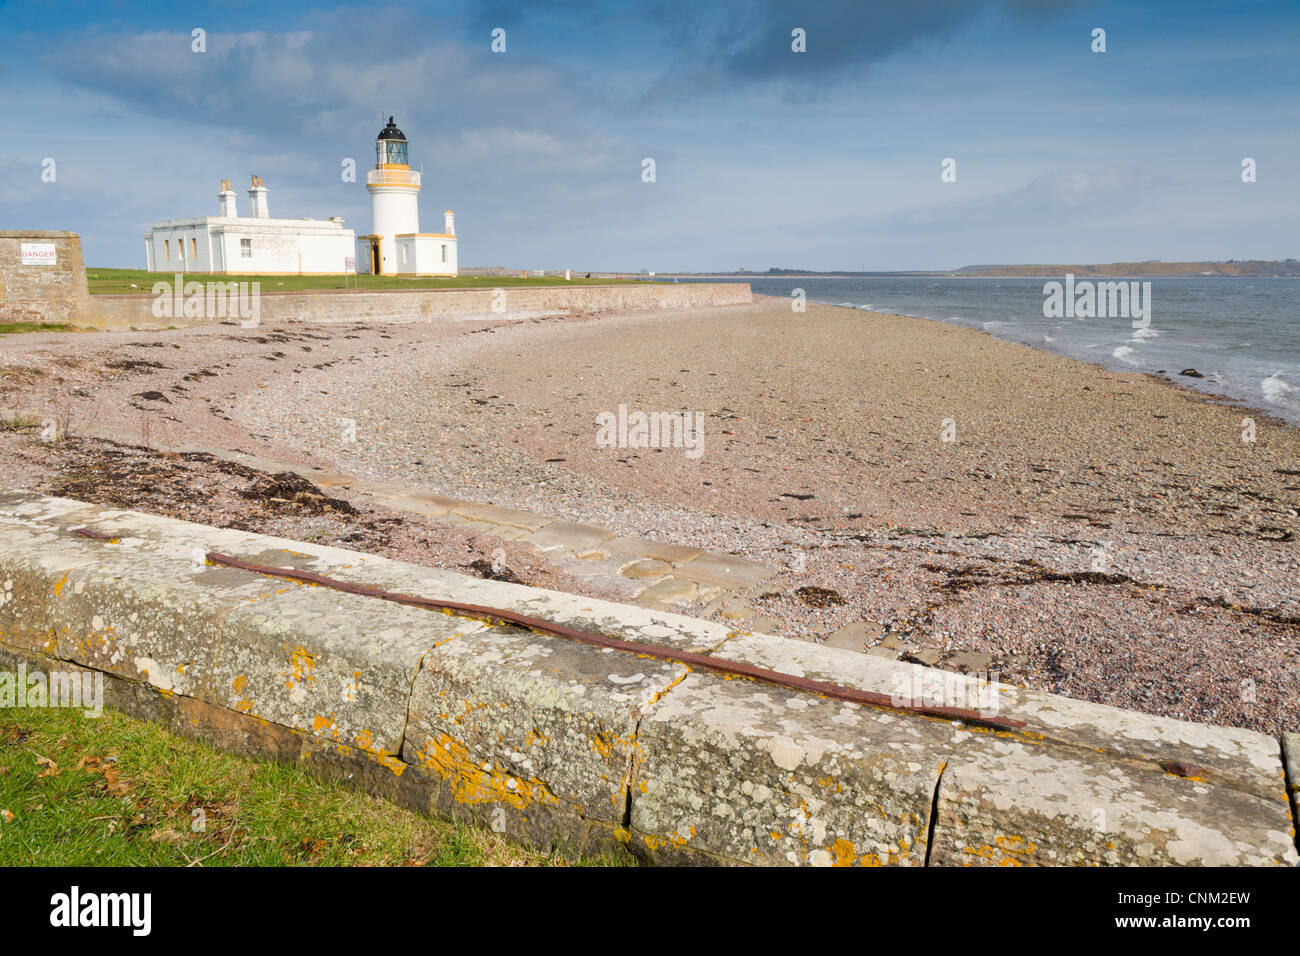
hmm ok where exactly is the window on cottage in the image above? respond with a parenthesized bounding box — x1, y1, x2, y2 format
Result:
(191, 237, 198, 259)
(441, 244, 447, 263)
(163, 240, 169, 261)
(240, 238, 252, 258)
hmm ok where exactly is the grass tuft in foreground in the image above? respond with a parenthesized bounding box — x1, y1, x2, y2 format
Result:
(0, 705, 633, 867)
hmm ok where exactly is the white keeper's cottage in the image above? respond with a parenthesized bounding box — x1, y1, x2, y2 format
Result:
(144, 176, 356, 275)
(357, 116, 458, 276)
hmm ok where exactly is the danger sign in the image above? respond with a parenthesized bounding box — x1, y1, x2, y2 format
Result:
(21, 243, 57, 265)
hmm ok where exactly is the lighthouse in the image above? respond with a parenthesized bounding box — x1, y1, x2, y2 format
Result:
(357, 116, 459, 276)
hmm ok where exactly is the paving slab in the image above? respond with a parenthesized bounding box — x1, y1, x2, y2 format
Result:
(670, 552, 775, 590)
(295, 469, 355, 489)
(603, 536, 705, 565)
(402, 490, 472, 511)
(522, 520, 616, 555)
(902, 648, 943, 667)
(946, 650, 993, 674)
(634, 578, 699, 605)
(623, 558, 672, 579)
(452, 503, 555, 532)
(348, 478, 404, 500)
(559, 556, 641, 584)
(385, 494, 461, 517)
(699, 592, 732, 616)
(439, 516, 531, 540)
(720, 600, 755, 621)
(824, 621, 881, 653)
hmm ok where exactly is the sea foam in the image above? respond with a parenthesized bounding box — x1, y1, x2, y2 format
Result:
(1262, 371, 1296, 405)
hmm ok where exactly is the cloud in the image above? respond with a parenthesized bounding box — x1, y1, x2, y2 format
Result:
(433, 0, 1086, 102)
(45, 7, 609, 149)
(817, 168, 1169, 240)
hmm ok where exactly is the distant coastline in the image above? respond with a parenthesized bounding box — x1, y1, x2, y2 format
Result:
(665, 259, 1300, 279)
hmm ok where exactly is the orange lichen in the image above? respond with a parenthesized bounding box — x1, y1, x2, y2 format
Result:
(960, 834, 1037, 866)
(830, 838, 857, 866)
(232, 674, 253, 712)
(311, 714, 340, 741)
(414, 732, 566, 811)
(285, 645, 317, 691)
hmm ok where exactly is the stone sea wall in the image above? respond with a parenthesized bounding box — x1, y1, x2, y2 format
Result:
(90, 282, 752, 328)
(0, 490, 1295, 866)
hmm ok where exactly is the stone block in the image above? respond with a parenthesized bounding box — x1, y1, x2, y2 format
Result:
(629, 671, 951, 865)
(404, 625, 688, 847)
(929, 734, 1298, 866)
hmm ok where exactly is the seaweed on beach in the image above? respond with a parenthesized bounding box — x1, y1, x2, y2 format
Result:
(795, 585, 846, 607)
(463, 558, 527, 585)
(236, 472, 359, 516)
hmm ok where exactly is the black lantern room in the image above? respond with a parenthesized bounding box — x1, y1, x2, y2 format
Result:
(376, 116, 409, 167)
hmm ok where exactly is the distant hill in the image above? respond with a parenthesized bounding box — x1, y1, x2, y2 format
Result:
(716, 260, 1300, 278)
(950, 260, 1300, 277)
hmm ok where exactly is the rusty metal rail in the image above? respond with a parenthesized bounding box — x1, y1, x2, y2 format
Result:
(72, 526, 1026, 731)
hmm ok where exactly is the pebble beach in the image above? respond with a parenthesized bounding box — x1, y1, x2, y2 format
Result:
(2, 296, 1297, 734)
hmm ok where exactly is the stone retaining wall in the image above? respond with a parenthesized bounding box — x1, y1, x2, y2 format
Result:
(0, 231, 97, 326)
(0, 490, 1295, 866)
(90, 282, 751, 328)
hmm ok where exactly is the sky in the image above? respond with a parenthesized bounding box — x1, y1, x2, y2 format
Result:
(1, 0, 1297, 272)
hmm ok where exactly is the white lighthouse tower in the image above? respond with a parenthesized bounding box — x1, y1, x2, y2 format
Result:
(357, 116, 458, 276)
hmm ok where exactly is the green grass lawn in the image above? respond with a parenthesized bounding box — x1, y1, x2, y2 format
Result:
(87, 267, 645, 295)
(0, 704, 631, 867)
(0, 323, 74, 335)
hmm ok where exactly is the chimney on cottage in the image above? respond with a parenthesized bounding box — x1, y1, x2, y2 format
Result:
(218, 178, 238, 217)
(248, 175, 270, 219)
